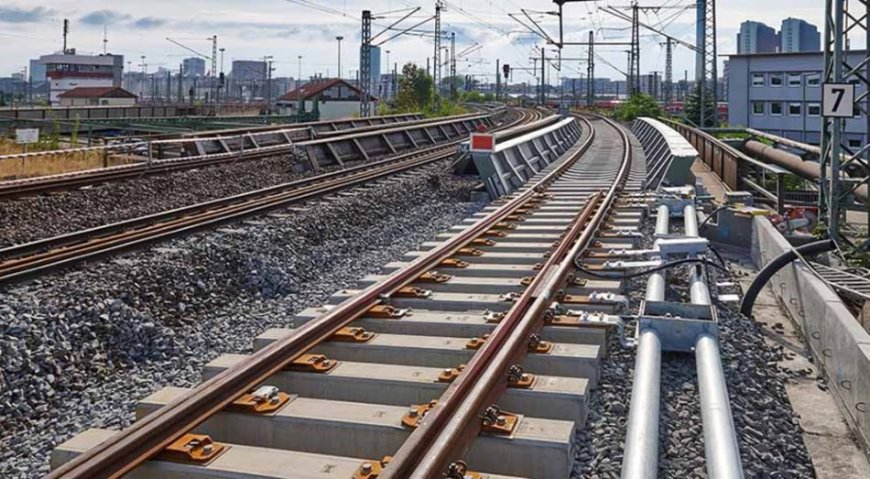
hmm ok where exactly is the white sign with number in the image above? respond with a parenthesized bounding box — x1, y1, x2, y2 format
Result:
(15, 128, 39, 144)
(822, 83, 856, 118)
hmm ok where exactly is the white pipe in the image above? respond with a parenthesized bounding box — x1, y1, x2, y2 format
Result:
(621, 205, 668, 478)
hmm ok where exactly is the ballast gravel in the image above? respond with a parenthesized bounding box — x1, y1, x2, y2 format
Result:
(572, 220, 815, 478)
(0, 154, 341, 247)
(0, 165, 485, 478)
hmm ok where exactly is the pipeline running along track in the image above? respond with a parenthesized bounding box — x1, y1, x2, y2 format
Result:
(47, 114, 647, 478)
(0, 109, 544, 285)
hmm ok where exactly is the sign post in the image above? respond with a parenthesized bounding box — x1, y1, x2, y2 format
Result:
(15, 128, 39, 154)
(822, 83, 856, 117)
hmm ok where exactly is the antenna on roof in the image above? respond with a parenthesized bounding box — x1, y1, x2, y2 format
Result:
(63, 19, 70, 54)
(103, 25, 108, 54)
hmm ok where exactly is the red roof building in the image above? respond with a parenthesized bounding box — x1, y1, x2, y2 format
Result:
(57, 87, 138, 107)
(277, 78, 378, 120)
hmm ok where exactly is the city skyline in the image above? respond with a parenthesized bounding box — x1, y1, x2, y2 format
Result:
(0, 1, 823, 85)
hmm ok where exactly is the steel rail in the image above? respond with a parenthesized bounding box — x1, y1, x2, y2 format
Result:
(42, 108, 558, 479)
(0, 113, 491, 200)
(382, 115, 634, 478)
(0, 110, 536, 284)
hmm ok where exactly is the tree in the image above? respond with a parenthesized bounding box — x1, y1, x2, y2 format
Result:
(395, 63, 434, 113)
(684, 84, 716, 127)
(614, 93, 662, 122)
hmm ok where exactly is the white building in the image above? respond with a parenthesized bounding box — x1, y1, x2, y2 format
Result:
(39, 50, 124, 105)
(276, 78, 378, 120)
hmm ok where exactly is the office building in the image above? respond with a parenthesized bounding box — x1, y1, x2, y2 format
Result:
(231, 60, 267, 83)
(182, 57, 206, 77)
(781, 18, 821, 52)
(727, 50, 867, 147)
(29, 59, 47, 83)
(737, 21, 779, 54)
(39, 50, 124, 105)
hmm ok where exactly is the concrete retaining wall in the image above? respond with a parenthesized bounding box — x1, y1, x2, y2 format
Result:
(751, 216, 870, 451)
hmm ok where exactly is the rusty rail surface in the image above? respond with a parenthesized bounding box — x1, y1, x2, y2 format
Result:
(43, 108, 552, 479)
(383, 115, 632, 478)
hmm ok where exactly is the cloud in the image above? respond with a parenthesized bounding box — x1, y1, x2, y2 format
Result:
(80, 10, 131, 26)
(0, 6, 54, 23)
(133, 17, 167, 29)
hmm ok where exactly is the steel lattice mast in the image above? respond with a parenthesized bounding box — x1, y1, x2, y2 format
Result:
(434, 1, 442, 99)
(629, 1, 640, 95)
(696, 0, 718, 127)
(820, 0, 870, 238)
(586, 30, 594, 107)
(359, 10, 372, 117)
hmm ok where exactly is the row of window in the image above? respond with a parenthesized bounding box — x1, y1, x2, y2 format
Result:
(751, 101, 821, 117)
(751, 72, 821, 88)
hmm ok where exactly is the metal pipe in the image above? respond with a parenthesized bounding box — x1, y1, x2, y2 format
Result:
(743, 139, 869, 204)
(621, 205, 669, 478)
(691, 266, 744, 479)
(684, 204, 699, 237)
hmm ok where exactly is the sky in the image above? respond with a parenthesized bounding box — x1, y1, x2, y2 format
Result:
(0, 0, 826, 85)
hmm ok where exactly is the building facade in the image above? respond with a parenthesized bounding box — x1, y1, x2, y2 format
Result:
(182, 57, 206, 77)
(39, 51, 123, 105)
(231, 60, 267, 83)
(29, 59, 47, 83)
(737, 21, 779, 54)
(276, 78, 378, 120)
(57, 86, 137, 106)
(727, 51, 867, 147)
(781, 18, 821, 53)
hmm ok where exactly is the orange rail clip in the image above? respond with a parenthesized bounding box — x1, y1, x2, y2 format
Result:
(287, 353, 338, 373)
(354, 456, 393, 479)
(367, 304, 408, 319)
(466, 334, 490, 350)
(402, 400, 438, 429)
(438, 364, 466, 383)
(331, 327, 376, 343)
(157, 433, 226, 465)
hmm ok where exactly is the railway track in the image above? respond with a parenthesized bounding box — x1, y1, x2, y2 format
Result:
(47, 113, 650, 478)
(0, 112, 500, 200)
(0, 109, 544, 285)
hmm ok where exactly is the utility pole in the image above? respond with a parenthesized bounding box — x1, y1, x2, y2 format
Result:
(434, 1, 443, 99)
(450, 32, 457, 101)
(336, 36, 344, 80)
(629, 1, 640, 95)
(697, 0, 718, 127)
(210, 35, 218, 106)
(178, 63, 184, 102)
(819, 0, 869, 238)
(586, 30, 594, 107)
(360, 10, 372, 117)
(540, 48, 546, 106)
(496, 59, 501, 101)
(664, 38, 674, 103)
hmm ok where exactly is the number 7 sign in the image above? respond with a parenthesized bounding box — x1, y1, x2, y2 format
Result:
(822, 83, 856, 117)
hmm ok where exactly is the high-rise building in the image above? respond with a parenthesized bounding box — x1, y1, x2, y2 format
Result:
(39, 50, 124, 105)
(737, 21, 779, 54)
(231, 60, 267, 83)
(29, 59, 47, 83)
(182, 57, 206, 78)
(780, 18, 821, 52)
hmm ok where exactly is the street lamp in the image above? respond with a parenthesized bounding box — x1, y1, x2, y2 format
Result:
(336, 36, 344, 80)
(297, 55, 303, 91)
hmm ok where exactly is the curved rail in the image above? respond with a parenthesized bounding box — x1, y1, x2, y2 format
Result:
(0, 109, 536, 285)
(383, 115, 633, 477)
(0, 113, 492, 200)
(44, 109, 586, 479)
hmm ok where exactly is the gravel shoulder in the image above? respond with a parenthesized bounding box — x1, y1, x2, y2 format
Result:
(0, 164, 486, 478)
(572, 221, 815, 478)
(0, 154, 340, 247)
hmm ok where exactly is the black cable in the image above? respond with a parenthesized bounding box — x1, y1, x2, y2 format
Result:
(707, 244, 730, 271)
(573, 257, 730, 279)
(699, 204, 730, 230)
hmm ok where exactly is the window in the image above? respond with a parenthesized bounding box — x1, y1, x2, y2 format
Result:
(848, 139, 863, 149)
(788, 103, 802, 116)
(808, 103, 821, 116)
(770, 102, 783, 115)
(788, 73, 802, 87)
(769, 73, 783, 87)
(807, 73, 821, 86)
(752, 102, 765, 115)
(751, 73, 765, 87)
